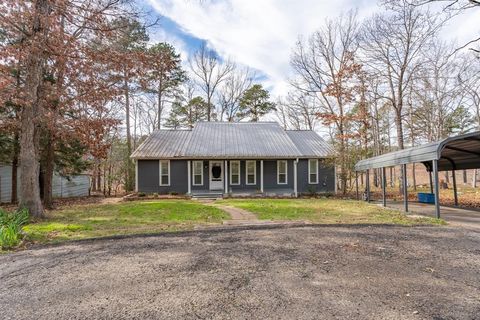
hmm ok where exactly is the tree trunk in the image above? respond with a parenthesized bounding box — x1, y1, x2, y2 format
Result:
(42, 133, 55, 209)
(463, 170, 467, 185)
(473, 169, 477, 188)
(124, 71, 134, 192)
(19, 0, 50, 217)
(11, 133, 19, 203)
(412, 163, 416, 191)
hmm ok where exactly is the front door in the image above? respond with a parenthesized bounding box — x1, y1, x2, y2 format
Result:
(209, 161, 224, 190)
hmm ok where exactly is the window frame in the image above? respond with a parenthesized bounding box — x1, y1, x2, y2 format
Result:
(308, 159, 319, 184)
(277, 160, 288, 185)
(230, 160, 241, 185)
(192, 161, 203, 186)
(245, 160, 256, 185)
(159, 160, 170, 186)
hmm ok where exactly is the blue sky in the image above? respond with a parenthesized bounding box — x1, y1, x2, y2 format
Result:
(142, 0, 479, 97)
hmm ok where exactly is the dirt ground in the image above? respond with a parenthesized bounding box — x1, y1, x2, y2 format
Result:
(1, 225, 479, 320)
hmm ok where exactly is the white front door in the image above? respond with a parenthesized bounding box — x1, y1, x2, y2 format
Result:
(209, 161, 224, 190)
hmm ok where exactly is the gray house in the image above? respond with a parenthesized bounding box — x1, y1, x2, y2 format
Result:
(131, 122, 335, 197)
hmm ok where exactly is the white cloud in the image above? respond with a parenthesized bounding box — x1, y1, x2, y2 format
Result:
(147, 0, 479, 97)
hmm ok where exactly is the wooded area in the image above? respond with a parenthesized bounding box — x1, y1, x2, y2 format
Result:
(0, 0, 479, 217)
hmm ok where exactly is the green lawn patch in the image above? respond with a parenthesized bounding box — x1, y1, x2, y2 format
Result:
(23, 200, 229, 245)
(218, 198, 445, 226)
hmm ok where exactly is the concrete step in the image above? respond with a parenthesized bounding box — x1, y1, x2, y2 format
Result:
(192, 193, 224, 199)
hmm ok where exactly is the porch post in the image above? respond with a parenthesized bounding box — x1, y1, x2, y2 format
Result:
(452, 169, 458, 206)
(260, 160, 264, 193)
(187, 160, 191, 195)
(293, 159, 298, 198)
(433, 159, 441, 219)
(135, 159, 138, 192)
(224, 160, 228, 194)
(402, 164, 408, 212)
(382, 167, 386, 207)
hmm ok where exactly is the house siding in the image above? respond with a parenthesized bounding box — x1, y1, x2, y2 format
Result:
(137, 160, 188, 194)
(297, 159, 335, 194)
(137, 158, 335, 195)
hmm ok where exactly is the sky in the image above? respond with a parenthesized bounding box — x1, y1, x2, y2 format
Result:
(142, 0, 480, 98)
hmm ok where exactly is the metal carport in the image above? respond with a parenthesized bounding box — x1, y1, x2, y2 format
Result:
(354, 131, 480, 218)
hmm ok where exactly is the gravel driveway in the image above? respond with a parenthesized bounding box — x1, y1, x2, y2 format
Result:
(1, 225, 479, 319)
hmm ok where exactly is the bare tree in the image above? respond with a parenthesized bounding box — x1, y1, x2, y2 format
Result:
(291, 11, 363, 194)
(189, 43, 234, 121)
(361, 1, 441, 150)
(217, 67, 254, 121)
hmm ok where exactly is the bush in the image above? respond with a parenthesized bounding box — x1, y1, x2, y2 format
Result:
(138, 192, 146, 197)
(0, 208, 29, 250)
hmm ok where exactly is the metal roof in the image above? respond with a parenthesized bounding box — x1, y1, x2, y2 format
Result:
(355, 131, 480, 172)
(286, 130, 335, 157)
(130, 130, 192, 159)
(131, 122, 334, 159)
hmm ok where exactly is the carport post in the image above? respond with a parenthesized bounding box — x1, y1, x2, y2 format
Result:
(452, 170, 458, 206)
(355, 172, 359, 200)
(382, 167, 386, 207)
(429, 171, 433, 194)
(402, 164, 408, 212)
(366, 169, 370, 202)
(433, 160, 441, 219)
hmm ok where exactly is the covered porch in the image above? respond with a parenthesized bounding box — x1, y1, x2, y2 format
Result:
(354, 131, 480, 218)
(187, 159, 299, 198)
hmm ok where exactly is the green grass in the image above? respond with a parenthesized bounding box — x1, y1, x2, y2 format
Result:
(23, 200, 229, 245)
(217, 198, 445, 226)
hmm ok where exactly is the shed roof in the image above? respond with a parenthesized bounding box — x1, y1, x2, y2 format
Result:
(355, 131, 480, 172)
(131, 122, 334, 159)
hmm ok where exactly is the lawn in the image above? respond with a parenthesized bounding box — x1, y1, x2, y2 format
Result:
(23, 200, 229, 245)
(217, 198, 445, 225)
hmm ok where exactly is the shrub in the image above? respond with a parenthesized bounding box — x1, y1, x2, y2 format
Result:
(0, 208, 29, 250)
(169, 191, 178, 196)
(138, 192, 146, 197)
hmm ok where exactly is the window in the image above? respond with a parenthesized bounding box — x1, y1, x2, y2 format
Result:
(277, 160, 287, 184)
(309, 159, 319, 184)
(246, 160, 256, 185)
(230, 161, 240, 185)
(159, 160, 170, 186)
(193, 161, 203, 186)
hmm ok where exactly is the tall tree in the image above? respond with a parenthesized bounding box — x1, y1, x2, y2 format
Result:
(189, 43, 234, 121)
(291, 11, 363, 194)
(165, 96, 209, 129)
(109, 17, 149, 192)
(238, 84, 276, 122)
(361, 1, 440, 150)
(143, 43, 186, 129)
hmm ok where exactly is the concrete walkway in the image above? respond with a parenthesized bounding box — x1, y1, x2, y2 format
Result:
(378, 200, 480, 230)
(201, 201, 310, 226)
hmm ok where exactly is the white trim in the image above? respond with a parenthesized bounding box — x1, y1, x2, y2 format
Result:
(187, 160, 191, 194)
(159, 160, 170, 186)
(334, 166, 338, 194)
(246, 160, 256, 185)
(294, 159, 298, 197)
(192, 161, 203, 186)
(308, 159, 319, 184)
(277, 160, 288, 185)
(260, 160, 264, 193)
(209, 161, 224, 190)
(229, 160, 241, 185)
(135, 160, 138, 192)
(224, 160, 228, 192)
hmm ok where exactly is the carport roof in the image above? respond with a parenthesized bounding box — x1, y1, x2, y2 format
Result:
(355, 131, 480, 172)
